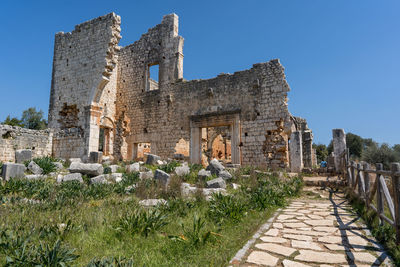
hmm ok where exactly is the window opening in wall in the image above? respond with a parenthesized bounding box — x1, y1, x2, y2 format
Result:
(146, 63, 159, 91)
(133, 142, 151, 161)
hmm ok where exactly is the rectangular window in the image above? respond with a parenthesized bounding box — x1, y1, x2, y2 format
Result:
(147, 63, 159, 91)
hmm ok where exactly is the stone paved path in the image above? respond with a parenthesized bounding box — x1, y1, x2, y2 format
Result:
(233, 187, 394, 266)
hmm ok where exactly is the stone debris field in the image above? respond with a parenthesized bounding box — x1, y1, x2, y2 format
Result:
(233, 187, 394, 266)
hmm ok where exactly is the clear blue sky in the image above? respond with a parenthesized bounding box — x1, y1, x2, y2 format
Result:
(0, 0, 399, 145)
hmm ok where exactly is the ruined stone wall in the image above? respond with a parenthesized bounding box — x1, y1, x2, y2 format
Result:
(115, 14, 292, 168)
(48, 13, 121, 159)
(0, 125, 53, 162)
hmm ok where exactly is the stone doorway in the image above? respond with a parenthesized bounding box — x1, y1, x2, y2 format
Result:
(98, 127, 112, 155)
(190, 112, 240, 165)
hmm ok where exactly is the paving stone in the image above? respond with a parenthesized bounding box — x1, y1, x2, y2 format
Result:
(307, 214, 324, 220)
(291, 240, 323, 251)
(272, 223, 283, 229)
(246, 251, 279, 266)
(282, 228, 329, 236)
(317, 235, 343, 244)
(255, 243, 297, 257)
(294, 250, 347, 264)
(282, 234, 313, 241)
(324, 243, 349, 251)
(313, 211, 332, 216)
(260, 236, 287, 244)
(282, 259, 311, 267)
(264, 229, 279, 237)
(313, 226, 337, 232)
(277, 214, 295, 220)
(346, 252, 378, 264)
(284, 222, 308, 228)
(304, 219, 333, 226)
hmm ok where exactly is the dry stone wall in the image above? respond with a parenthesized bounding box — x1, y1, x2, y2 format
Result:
(0, 125, 53, 162)
(48, 13, 121, 159)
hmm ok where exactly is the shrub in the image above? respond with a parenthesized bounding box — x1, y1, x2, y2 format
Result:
(34, 239, 79, 266)
(169, 214, 218, 248)
(158, 161, 180, 173)
(87, 256, 134, 267)
(115, 208, 168, 237)
(208, 193, 247, 224)
(33, 156, 58, 175)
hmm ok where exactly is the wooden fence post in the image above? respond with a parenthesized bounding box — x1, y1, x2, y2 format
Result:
(363, 162, 370, 207)
(391, 163, 400, 244)
(376, 163, 384, 226)
(357, 163, 363, 197)
(351, 161, 356, 188)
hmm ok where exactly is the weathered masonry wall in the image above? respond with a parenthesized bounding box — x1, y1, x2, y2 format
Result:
(0, 125, 53, 162)
(115, 13, 292, 168)
(48, 13, 121, 159)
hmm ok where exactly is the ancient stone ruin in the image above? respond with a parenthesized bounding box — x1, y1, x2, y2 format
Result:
(2, 13, 316, 171)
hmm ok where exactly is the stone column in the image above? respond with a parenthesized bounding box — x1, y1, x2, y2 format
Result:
(332, 129, 346, 172)
(290, 131, 303, 173)
(190, 126, 202, 164)
(231, 115, 241, 165)
(302, 130, 313, 168)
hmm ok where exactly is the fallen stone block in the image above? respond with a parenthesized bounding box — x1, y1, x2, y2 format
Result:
(139, 199, 167, 207)
(206, 158, 225, 175)
(69, 162, 103, 176)
(53, 162, 64, 170)
(145, 154, 161, 165)
(26, 174, 45, 180)
(1, 163, 26, 180)
(28, 161, 43, 175)
(57, 173, 83, 183)
(181, 183, 198, 197)
(206, 177, 226, 189)
(154, 169, 170, 185)
(139, 171, 154, 180)
(175, 165, 190, 176)
(198, 169, 211, 180)
(89, 151, 103, 163)
(219, 170, 232, 180)
(104, 164, 119, 173)
(91, 175, 109, 184)
(111, 173, 123, 183)
(126, 162, 140, 173)
(15, 149, 32, 164)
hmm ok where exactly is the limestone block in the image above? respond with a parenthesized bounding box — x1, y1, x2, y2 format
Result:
(28, 161, 43, 175)
(146, 154, 161, 165)
(139, 171, 154, 180)
(154, 169, 170, 185)
(218, 170, 232, 180)
(198, 169, 211, 180)
(1, 163, 26, 180)
(53, 162, 64, 170)
(126, 163, 140, 173)
(175, 165, 190, 176)
(91, 174, 109, 184)
(57, 173, 83, 183)
(138, 199, 167, 207)
(206, 177, 226, 189)
(69, 162, 103, 176)
(206, 159, 225, 175)
(15, 149, 32, 163)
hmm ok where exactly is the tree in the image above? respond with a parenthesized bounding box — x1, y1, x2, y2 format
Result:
(361, 143, 400, 169)
(313, 143, 328, 163)
(2, 115, 23, 127)
(20, 107, 48, 130)
(346, 132, 363, 158)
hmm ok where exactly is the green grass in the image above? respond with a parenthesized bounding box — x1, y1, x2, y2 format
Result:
(346, 189, 400, 266)
(0, 166, 302, 266)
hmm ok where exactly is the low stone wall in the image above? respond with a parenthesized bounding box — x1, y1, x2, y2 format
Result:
(0, 124, 53, 162)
